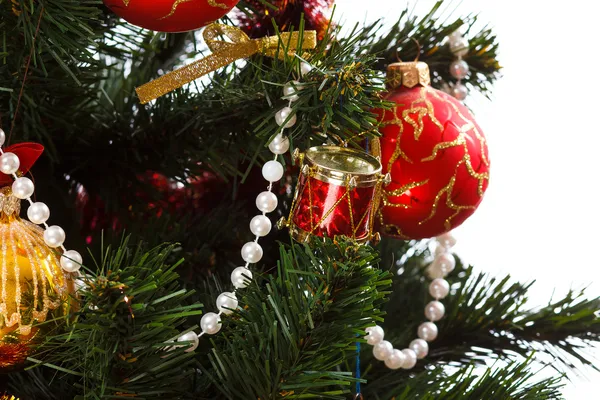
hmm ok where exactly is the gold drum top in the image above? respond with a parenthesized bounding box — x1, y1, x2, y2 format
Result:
(304, 146, 382, 187)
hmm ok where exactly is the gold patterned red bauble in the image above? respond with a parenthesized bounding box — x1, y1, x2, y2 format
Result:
(0, 188, 74, 370)
(103, 0, 240, 32)
(373, 61, 490, 240)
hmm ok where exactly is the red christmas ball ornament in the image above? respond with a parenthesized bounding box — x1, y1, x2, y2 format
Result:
(374, 61, 490, 240)
(103, 0, 239, 32)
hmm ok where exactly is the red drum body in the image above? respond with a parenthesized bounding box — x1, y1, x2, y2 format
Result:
(285, 146, 385, 243)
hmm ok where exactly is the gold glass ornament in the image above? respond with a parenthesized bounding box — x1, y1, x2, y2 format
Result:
(0, 187, 72, 370)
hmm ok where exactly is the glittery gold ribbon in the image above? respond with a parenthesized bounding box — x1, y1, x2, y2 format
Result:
(136, 24, 318, 104)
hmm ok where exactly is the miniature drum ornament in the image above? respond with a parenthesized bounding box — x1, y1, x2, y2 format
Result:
(283, 146, 387, 243)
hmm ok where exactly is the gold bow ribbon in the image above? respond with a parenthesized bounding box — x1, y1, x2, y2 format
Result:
(136, 24, 317, 104)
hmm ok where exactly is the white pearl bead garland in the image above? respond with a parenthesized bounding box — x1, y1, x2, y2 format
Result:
(262, 160, 284, 182)
(179, 73, 307, 345)
(60, 249, 83, 273)
(0, 152, 20, 175)
(231, 266, 252, 289)
(177, 331, 200, 353)
(44, 225, 66, 248)
(27, 202, 50, 224)
(12, 177, 34, 199)
(364, 233, 457, 369)
(216, 291, 238, 315)
(0, 140, 82, 275)
(274, 106, 297, 128)
(250, 215, 271, 237)
(241, 241, 263, 263)
(447, 29, 470, 101)
(200, 312, 222, 335)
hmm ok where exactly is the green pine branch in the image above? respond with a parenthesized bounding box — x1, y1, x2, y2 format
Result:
(369, 238, 600, 380)
(203, 238, 391, 399)
(365, 358, 564, 399)
(8, 237, 204, 399)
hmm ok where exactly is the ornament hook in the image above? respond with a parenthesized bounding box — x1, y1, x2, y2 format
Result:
(394, 37, 422, 63)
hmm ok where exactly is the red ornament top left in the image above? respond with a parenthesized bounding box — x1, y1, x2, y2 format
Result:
(103, 0, 240, 32)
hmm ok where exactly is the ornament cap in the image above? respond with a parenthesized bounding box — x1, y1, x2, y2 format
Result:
(386, 61, 431, 89)
(0, 187, 20, 217)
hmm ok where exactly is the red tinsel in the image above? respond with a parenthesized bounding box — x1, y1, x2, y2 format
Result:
(77, 171, 222, 243)
(236, 0, 334, 40)
(0, 342, 30, 370)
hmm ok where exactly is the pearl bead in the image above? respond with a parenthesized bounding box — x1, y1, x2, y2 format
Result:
(425, 300, 445, 322)
(417, 322, 438, 342)
(429, 278, 450, 299)
(274, 106, 297, 128)
(428, 252, 456, 279)
(365, 325, 384, 345)
(12, 177, 34, 199)
(43, 225, 66, 248)
(300, 61, 312, 77)
(201, 312, 221, 335)
(27, 202, 50, 224)
(384, 349, 406, 369)
(268, 135, 290, 155)
(256, 191, 278, 213)
(0, 128, 5, 146)
(231, 266, 252, 289)
(262, 160, 284, 182)
(401, 349, 417, 369)
(449, 30, 463, 40)
(60, 250, 83, 272)
(241, 241, 263, 263)
(409, 338, 429, 359)
(177, 331, 199, 352)
(373, 340, 394, 361)
(451, 82, 468, 101)
(450, 59, 470, 79)
(216, 291, 238, 315)
(449, 36, 469, 57)
(283, 81, 301, 102)
(432, 253, 456, 276)
(250, 215, 271, 237)
(0, 152, 20, 175)
(437, 232, 456, 248)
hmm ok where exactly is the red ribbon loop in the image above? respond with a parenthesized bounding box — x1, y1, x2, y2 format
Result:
(0, 142, 44, 186)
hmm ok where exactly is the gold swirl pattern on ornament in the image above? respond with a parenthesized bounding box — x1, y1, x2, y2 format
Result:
(121, 0, 131, 5)
(160, 0, 230, 20)
(402, 87, 444, 141)
(378, 211, 411, 239)
(380, 106, 413, 168)
(386, 179, 429, 197)
(430, 89, 490, 168)
(159, 0, 194, 20)
(418, 159, 477, 230)
(421, 134, 466, 162)
(207, 0, 230, 9)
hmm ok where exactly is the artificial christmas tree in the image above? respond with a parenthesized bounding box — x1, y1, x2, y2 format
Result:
(0, 0, 598, 399)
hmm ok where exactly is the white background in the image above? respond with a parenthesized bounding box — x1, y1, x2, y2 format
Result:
(335, 0, 600, 397)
